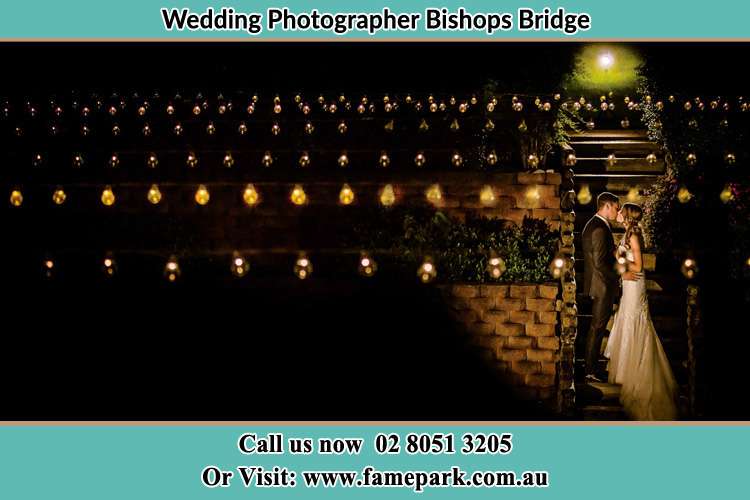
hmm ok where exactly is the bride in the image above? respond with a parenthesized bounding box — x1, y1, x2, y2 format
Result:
(604, 203, 679, 420)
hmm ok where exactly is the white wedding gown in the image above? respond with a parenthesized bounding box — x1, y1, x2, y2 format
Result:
(604, 242, 679, 420)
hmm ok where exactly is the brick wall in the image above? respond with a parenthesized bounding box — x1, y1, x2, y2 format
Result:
(440, 283, 560, 406)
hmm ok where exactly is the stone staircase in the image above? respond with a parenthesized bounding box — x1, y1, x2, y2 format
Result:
(568, 129, 688, 420)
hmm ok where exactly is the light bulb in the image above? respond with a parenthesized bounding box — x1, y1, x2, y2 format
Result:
(108, 154, 120, 168)
(147, 184, 162, 205)
(230, 251, 250, 278)
(720, 184, 734, 204)
(271, 123, 281, 135)
(223, 153, 235, 168)
(102, 253, 117, 277)
(606, 154, 617, 167)
(577, 184, 592, 205)
(42, 258, 55, 279)
(290, 185, 307, 205)
(450, 119, 460, 132)
(304, 121, 315, 135)
(9, 189, 23, 207)
(527, 154, 539, 169)
(677, 186, 693, 204)
(243, 184, 260, 206)
(414, 152, 426, 167)
(378, 152, 390, 168)
(626, 188, 640, 203)
(164, 255, 181, 282)
(194, 185, 210, 206)
(52, 188, 66, 205)
(725, 153, 737, 165)
(101, 186, 116, 206)
(339, 184, 355, 205)
(294, 253, 313, 280)
(550, 255, 566, 279)
(479, 185, 496, 206)
(486, 150, 498, 166)
(337, 121, 348, 134)
(261, 151, 273, 167)
(686, 153, 698, 166)
(380, 184, 396, 207)
(426, 184, 442, 205)
(186, 152, 198, 168)
(338, 153, 349, 168)
(525, 186, 541, 205)
(681, 258, 698, 280)
(146, 153, 159, 168)
(358, 252, 377, 277)
(451, 152, 463, 167)
(646, 153, 658, 165)
(298, 152, 311, 168)
(418, 257, 437, 283)
(487, 255, 506, 280)
(566, 153, 577, 167)
(206, 122, 216, 135)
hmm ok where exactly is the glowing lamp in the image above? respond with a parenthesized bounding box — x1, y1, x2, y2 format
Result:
(243, 184, 260, 206)
(418, 258, 437, 284)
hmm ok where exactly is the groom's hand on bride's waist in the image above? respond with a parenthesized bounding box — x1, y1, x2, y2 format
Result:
(621, 271, 642, 281)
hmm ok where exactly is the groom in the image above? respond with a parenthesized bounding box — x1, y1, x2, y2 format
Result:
(581, 192, 638, 383)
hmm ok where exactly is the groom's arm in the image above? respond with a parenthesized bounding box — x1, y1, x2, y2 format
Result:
(591, 226, 619, 286)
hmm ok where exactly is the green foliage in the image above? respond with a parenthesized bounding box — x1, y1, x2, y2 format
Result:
(352, 207, 559, 283)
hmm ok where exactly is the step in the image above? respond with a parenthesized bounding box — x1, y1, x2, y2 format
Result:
(574, 158, 665, 174)
(569, 141, 661, 156)
(569, 129, 649, 141)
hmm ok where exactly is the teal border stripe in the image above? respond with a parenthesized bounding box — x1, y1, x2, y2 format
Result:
(0, 1, 748, 39)
(0, 425, 747, 499)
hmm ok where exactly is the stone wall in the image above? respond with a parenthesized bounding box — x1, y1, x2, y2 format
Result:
(440, 283, 560, 406)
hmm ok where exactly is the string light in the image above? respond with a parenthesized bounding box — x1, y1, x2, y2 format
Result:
(681, 258, 698, 280)
(304, 121, 315, 135)
(450, 119, 460, 132)
(173, 123, 183, 136)
(417, 257, 437, 283)
(337, 121, 348, 134)
(425, 184, 442, 206)
(379, 184, 396, 207)
(479, 185, 496, 206)
(486, 150, 498, 165)
(262, 151, 274, 167)
(146, 153, 159, 169)
(725, 153, 736, 165)
(525, 186, 541, 206)
(243, 184, 260, 206)
(42, 258, 55, 279)
(686, 153, 698, 166)
(549, 254, 565, 279)
(223, 153, 235, 168)
(606, 154, 617, 167)
(271, 123, 281, 135)
(52, 188, 67, 205)
(108, 154, 120, 168)
(72, 154, 84, 168)
(206, 121, 216, 135)
(414, 152, 426, 167)
(451, 151, 463, 167)
(527, 154, 539, 169)
(102, 253, 117, 277)
(719, 184, 735, 204)
(298, 152, 311, 168)
(646, 153, 658, 165)
(378, 152, 390, 168)
(164, 255, 181, 282)
(290, 184, 307, 205)
(339, 184, 355, 205)
(186, 152, 198, 168)
(230, 251, 250, 278)
(9, 189, 23, 207)
(566, 153, 577, 167)
(358, 252, 377, 277)
(337, 153, 349, 168)
(238, 122, 248, 135)
(577, 184, 592, 205)
(194, 185, 210, 206)
(518, 120, 528, 133)
(101, 186, 116, 206)
(147, 184, 162, 205)
(486, 254, 506, 279)
(677, 186, 693, 203)
(294, 253, 313, 280)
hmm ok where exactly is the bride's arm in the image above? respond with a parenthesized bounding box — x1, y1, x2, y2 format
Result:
(627, 234, 643, 273)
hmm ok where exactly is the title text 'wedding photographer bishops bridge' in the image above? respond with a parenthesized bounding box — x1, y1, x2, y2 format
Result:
(160, 7, 592, 36)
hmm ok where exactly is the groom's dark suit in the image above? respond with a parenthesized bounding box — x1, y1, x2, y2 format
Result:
(581, 214, 620, 377)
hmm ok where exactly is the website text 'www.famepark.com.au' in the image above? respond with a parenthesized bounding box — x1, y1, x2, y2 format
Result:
(203, 465, 549, 493)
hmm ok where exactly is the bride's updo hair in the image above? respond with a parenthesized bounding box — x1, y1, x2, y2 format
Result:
(621, 202, 643, 247)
